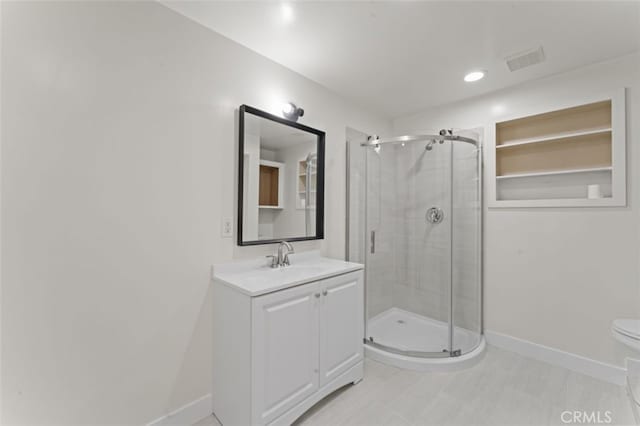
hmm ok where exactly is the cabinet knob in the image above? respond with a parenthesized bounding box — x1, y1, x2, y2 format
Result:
(314, 293, 321, 298)
(322, 290, 328, 296)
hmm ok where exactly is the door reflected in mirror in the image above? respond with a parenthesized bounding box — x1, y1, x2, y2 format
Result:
(238, 105, 324, 246)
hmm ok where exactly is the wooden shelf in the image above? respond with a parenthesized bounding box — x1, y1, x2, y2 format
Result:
(490, 197, 617, 209)
(258, 159, 285, 210)
(497, 127, 612, 149)
(496, 100, 611, 143)
(497, 166, 612, 180)
(496, 132, 612, 176)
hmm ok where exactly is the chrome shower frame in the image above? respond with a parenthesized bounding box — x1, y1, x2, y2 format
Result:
(361, 133, 478, 147)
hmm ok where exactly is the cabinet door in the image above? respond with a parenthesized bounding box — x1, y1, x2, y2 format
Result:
(319, 271, 364, 386)
(251, 282, 320, 425)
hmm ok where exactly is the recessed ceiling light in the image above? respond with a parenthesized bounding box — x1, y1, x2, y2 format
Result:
(281, 3, 294, 22)
(464, 70, 486, 82)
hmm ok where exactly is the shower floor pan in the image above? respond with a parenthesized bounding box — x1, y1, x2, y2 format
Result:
(365, 307, 486, 371)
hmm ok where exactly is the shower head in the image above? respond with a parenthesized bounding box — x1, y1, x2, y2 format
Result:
(425, 140, 436, 151)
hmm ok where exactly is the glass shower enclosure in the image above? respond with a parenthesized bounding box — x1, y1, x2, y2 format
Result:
(347, 129, 482, 361)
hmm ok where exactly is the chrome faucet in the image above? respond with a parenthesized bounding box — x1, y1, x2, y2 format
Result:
(278, 241, 294, 267)
(267, 241, 295, 268)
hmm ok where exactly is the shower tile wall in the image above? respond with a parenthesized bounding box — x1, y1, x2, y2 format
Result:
(393, 143, 452, 324)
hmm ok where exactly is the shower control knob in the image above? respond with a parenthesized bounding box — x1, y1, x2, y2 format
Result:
(426, 207, 444, 224)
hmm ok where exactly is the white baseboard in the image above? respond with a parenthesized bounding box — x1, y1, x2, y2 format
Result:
(485, 330, 626, 386)
(147, 394, 213, 426)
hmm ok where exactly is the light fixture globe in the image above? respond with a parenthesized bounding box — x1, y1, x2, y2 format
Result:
(282, 102, 304, 121)
(282, 102, 295, 115)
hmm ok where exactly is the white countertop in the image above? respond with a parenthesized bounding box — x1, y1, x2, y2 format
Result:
(213, 251, 364, 296)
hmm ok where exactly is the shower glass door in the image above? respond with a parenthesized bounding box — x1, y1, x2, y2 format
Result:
(451, 131, 482, 355)
(365, 138, 455, 356)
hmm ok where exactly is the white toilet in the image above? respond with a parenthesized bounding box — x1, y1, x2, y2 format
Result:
(612, 320, 640, 423)
(612, 319, 640, 351)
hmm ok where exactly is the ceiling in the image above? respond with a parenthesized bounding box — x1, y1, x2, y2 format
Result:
(161, 1, 640, 119)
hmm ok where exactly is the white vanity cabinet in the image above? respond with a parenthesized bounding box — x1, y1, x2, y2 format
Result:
(251, 281, 321, 425)
(318, 273, 364, 386)
(212, 254, 364, 426)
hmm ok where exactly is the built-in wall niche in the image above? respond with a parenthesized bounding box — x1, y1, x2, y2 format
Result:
(258, 160, 284, 208)
(489, 89, 626, 208)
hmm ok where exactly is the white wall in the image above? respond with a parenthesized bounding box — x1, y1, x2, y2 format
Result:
(394, 53, 640, 367)
(0, 1, 389, 424)
(243, 134, 260, 240)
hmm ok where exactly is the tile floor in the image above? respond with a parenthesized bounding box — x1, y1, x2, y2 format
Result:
(195, 346, 636, 426)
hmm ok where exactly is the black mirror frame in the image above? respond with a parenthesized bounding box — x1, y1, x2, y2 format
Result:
(237, 104, 325, 246)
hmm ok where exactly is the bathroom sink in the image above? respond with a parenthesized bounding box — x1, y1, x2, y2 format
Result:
(213, 251, 363, 296)
(270, 264, 325, 275)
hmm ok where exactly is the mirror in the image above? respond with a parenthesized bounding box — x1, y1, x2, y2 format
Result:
(238, 105, 325, 245)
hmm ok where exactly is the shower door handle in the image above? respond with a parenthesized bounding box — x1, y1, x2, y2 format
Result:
(370, 230, 376, 254)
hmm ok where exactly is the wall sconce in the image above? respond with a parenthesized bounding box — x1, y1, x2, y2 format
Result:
(282, 102, 305, 122)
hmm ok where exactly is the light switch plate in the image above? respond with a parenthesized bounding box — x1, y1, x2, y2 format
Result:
(221, 217, 233, 238)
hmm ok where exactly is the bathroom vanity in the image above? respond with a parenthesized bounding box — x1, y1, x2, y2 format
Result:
(212, 252, 364, 426)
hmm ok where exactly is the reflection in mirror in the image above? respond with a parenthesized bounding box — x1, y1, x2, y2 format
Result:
(238, 105, 324, 245)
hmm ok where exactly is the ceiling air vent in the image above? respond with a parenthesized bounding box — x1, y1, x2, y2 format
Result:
(505, 46, 545, 72)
